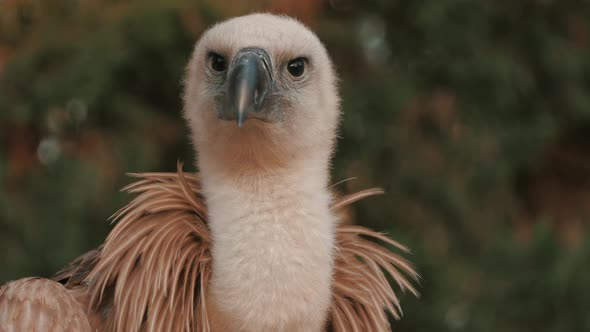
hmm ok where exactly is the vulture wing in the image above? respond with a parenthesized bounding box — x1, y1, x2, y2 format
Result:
(0, 277, 91, 332)
(0, 163, 417, 332)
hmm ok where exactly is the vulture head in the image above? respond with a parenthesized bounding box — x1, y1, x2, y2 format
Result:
(184, 14, 340, 174)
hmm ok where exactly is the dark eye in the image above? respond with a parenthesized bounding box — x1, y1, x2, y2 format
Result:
(287, 58, 305, 78)
(209, 53, 226, 72)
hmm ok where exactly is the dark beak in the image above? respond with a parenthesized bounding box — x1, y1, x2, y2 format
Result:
(222, 48, 273, 127)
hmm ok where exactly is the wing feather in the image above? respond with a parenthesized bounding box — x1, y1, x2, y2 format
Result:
(0, 277, 91, 332)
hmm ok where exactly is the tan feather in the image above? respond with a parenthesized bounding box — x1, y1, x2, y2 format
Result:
(0, 278, 92, 332)
(79, 164, 211, 332)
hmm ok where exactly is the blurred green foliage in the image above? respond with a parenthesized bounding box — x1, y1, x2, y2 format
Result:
(1, 0, 590, 331)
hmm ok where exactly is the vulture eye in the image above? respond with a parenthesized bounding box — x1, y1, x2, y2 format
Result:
(209, 53, 226, 72)
(287, 58, 305, 78)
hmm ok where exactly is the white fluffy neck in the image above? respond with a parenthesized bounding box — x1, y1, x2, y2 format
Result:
(199, 152, 336, 331)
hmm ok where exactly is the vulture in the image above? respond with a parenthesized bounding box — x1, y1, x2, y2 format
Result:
(0, 13, 418, 332)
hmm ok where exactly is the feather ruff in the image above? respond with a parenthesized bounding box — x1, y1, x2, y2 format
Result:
(56, 164, 418, 331)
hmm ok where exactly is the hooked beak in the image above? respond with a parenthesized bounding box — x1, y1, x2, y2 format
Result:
(221, 48, 273, 127)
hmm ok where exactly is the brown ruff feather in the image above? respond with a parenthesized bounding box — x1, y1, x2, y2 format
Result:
(55, 163, 418, 331)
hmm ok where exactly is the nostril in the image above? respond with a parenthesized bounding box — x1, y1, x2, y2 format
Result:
(254, 89, 260, 106)
(254, 68, 271, 110)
